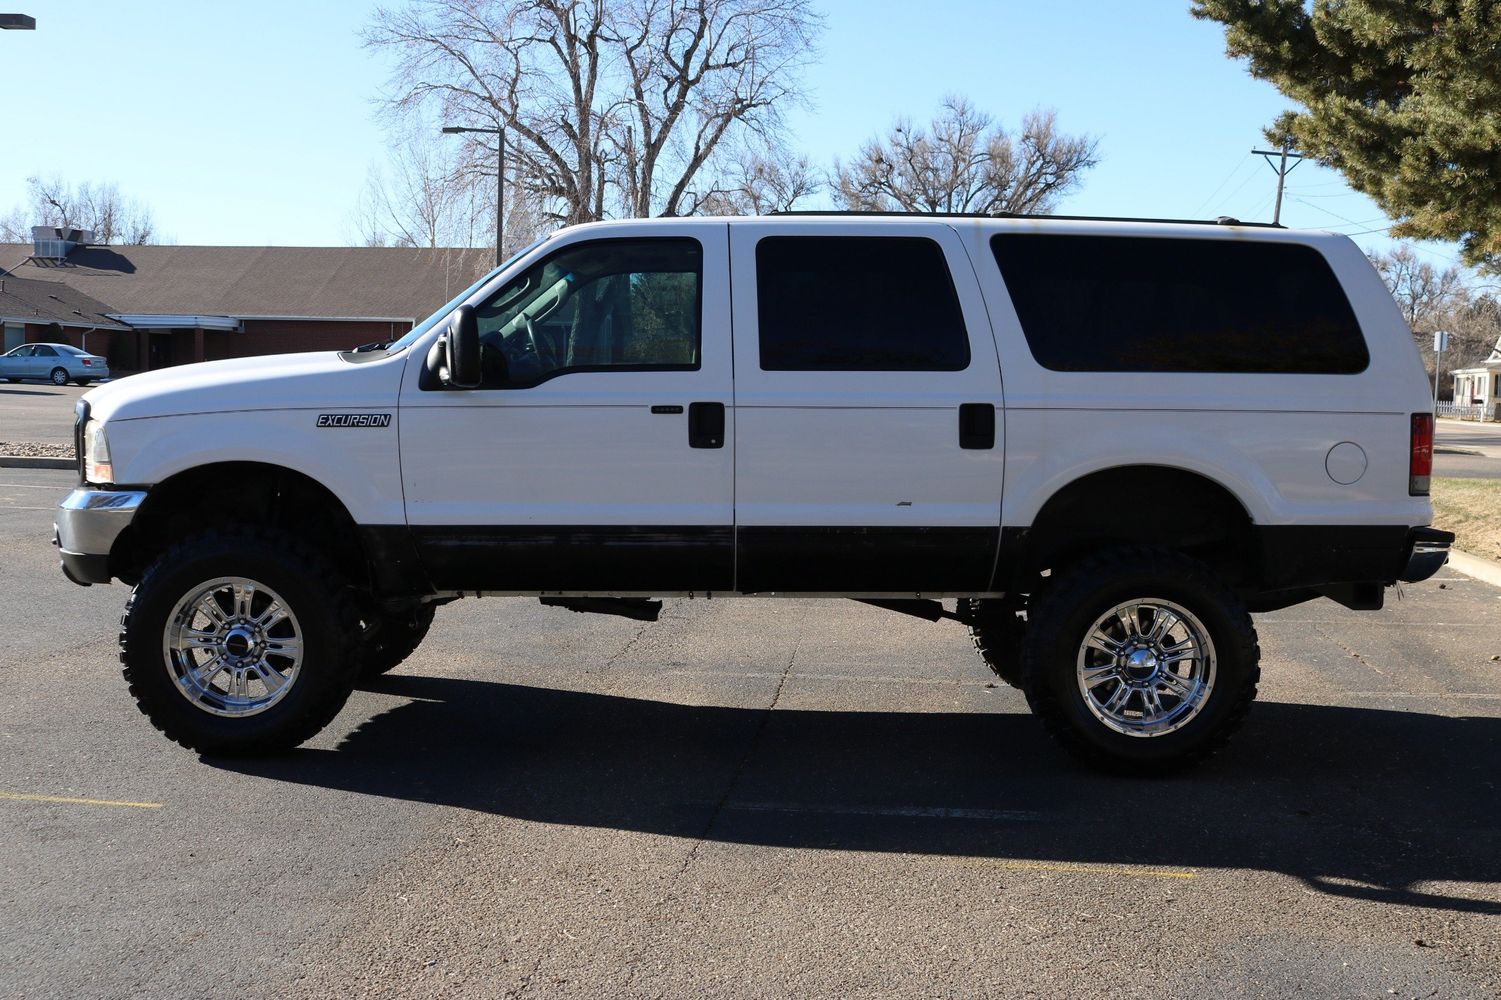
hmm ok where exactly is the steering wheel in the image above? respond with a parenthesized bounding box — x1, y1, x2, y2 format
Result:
(522, 315, 550, 368)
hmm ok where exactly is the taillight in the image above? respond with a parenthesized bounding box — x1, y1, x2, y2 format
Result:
(81, 358, 95, 366)
(1409, 412, 1433, 495)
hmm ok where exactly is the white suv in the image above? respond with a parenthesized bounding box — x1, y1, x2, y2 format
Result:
(53, 214, 1451, 772)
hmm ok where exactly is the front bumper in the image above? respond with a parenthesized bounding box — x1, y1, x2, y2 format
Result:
(1401, 526, 1454, 584)
(53, 487, 148, 586)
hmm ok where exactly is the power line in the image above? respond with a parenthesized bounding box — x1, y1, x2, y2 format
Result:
(1287, 196, 1389, 229)
(1193, 153, 1253, 217)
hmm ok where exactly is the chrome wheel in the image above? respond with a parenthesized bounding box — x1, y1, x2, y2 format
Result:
(1076, 598, 1215, 738)
(163, 577, 303, 717)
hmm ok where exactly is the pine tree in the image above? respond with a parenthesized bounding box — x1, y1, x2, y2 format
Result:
(1192, 1, 1501, 272)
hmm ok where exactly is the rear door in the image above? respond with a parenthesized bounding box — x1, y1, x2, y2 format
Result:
(729, 221, 1005, 594)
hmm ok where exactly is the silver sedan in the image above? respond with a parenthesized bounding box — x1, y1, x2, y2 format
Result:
(0, 343, 110, 386)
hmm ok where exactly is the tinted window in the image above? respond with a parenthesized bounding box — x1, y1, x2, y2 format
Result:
(990, 235, 1369, 374)
(34, 345, 57, 357)
(757, 236, 969, 371)
(472, 238, 701, 388)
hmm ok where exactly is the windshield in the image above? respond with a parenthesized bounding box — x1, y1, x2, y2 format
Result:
(379, 238, 548, 356)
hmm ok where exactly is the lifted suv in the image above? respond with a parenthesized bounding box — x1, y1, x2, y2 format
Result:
(54, 215, 1451, 772)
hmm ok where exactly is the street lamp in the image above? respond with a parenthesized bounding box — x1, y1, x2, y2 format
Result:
(0, 13, 37, 29)
(442, 124, 505, 267)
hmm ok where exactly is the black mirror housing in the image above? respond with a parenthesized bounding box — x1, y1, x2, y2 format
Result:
(445, 304, 482, 389)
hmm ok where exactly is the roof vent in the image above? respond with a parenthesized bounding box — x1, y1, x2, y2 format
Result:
(30, 225, 95, 261)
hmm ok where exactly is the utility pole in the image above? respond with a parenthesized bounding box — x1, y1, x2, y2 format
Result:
(1252, 141, 1306, 225)
(1433, 329, 1450, 410)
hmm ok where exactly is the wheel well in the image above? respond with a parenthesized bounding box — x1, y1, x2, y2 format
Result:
(111, 463, 368, 588)
(1017, 466, 1257, 589)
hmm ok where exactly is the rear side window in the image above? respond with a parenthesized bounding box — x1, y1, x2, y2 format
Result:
(757, 236, 970, 371)
(990, 235, 1369, 374)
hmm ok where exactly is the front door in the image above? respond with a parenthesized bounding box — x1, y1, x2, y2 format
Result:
(398, 223, 734, 593)
(728, 220, 1006, 594)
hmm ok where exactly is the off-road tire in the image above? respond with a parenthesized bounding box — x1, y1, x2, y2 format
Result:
(119, 526, 362, 754)
(1020, 546, 1260, 775)
(358, 603, 436, 678)
(50, 367, 68, 386)
(962, 599, 1027, 689)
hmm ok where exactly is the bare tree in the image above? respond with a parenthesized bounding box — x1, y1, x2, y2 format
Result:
(833, 98, 1099, 216)
(3, 175, 159, 244)
(1370, 245, 1464, 332)
(1370, 245, 1499, 388)
(354, 131, 489, 249)
(354, 126, 549, 265)
(694, 147, 820, 216)
(364, 0, 821, 224)
(1437, 293, 1501, 369)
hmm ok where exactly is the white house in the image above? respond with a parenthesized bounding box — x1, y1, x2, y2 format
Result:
(1450, 331, 1501, 420)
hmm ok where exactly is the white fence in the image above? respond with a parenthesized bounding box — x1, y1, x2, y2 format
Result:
(1436, 401, 1500, 421)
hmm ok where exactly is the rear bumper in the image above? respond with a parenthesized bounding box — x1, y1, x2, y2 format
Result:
(1400, 526, 1454, 584)
(53, 487, 148, 586)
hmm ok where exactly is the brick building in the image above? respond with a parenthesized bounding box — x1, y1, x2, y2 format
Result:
(1, 230, 493, 371)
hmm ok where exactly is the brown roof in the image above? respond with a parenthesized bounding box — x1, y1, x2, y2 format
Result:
(0, 274, 131, 330)
(0, 244, 495, 321)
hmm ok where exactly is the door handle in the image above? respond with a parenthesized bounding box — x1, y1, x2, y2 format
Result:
(959, 403, 995, 450)
(688, 401, 725, 449)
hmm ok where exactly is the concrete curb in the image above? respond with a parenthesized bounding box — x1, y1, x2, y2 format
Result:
(1447, 549, 1501, 590)
(0, 456, 73, 470)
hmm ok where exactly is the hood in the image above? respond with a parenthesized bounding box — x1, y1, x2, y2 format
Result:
(84, 350, 409, 423)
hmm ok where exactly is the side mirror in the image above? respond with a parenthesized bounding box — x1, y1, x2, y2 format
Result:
(444, 304, 481, 389)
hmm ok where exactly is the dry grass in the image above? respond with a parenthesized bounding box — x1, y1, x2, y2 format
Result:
(1431, 477, 1501, 561)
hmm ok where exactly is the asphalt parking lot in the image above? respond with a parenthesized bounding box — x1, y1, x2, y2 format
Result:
(0, 381, 90, 448)
(3, 465, 1500, 999)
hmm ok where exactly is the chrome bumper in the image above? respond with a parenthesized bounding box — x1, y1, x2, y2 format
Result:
(1400, 526, 1454, 584)
(53, 487, 148, 586)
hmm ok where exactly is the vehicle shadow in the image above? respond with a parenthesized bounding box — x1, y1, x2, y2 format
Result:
(216, 676, 1501, 915)
(0, 386, 64, 396)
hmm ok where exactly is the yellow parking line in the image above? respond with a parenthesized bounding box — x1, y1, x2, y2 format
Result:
(0, 790, 162, 810)
(946, 858, 1197, 879)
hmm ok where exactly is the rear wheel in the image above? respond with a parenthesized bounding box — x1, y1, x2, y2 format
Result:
(50, 367, 68, 386)
(74, 378, 92, 386)
(119, 527, 362, 754)
(1020, 546, 1259, 774)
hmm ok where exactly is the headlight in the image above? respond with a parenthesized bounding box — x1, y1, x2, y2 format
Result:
(83, 419, 113, 484)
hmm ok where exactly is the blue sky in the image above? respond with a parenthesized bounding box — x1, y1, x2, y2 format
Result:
(0, 0, 1467, 272)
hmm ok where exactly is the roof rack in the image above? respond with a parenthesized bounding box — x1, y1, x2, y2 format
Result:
(768, 210, 1282, 229)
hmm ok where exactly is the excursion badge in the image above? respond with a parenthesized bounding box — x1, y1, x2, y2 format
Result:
(316, 413, 392, 428)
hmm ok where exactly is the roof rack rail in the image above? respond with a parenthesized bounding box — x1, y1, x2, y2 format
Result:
(767, 210, 1283, 229)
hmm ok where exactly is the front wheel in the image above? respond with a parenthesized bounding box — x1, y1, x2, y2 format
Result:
(358, 603, 436, 678)
(50, 367, 68, 386)
(119, 527, 362, 754)
(74, 378, 92, 386)
(1020, 546, 1260, 774)
(963, 598, 1026, 689)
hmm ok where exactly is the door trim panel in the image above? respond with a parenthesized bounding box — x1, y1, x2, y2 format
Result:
(411, 525, 734, 592)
